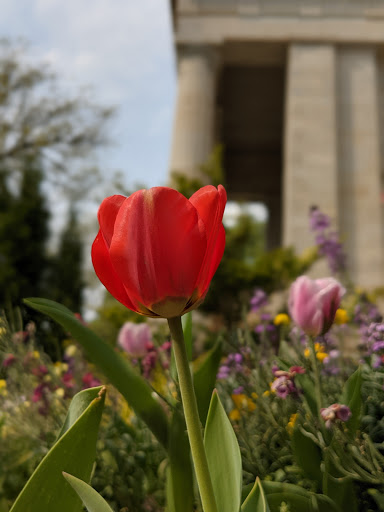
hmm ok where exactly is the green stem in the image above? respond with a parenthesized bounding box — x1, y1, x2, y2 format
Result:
(168, 316, 218, 512)
(309, 336, 323, 412)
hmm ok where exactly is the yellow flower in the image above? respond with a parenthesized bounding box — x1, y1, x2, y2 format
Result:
(305, 343, 326, 359)
(231, 394, 256, 413)
(274, 313, 290, 326)
(316, 352, 329, 363)
(55, 388, 65, 398)
(263, 390, 271, 397)
(231, 394, 247, 409)
(334, 308, 349, 325)
(65, 344, 78, 357)
(286, 413, 298, 435)
(32, 350, 40, 359)
(53, 362, 69, 375)
(229, 409, 241, 421)
(0, 380, 7, 396)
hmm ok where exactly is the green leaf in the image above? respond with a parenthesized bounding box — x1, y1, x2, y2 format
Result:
(58, 386, 102, 439)
(24, 297, 169, 448)
(10, 386, 106, 512)
(261, 481, 341, 512)
(341, 366, 362, 435)
(193, 339, 222, 425)
(322, 453, 358, 512)
(204, 390, 242, 512)
(291, 425, 322, 488)
(166, 412, 194, 512)
(295, 373, 318, 417)
(63, 473, 114, 512)
(242, 477, 270, 512)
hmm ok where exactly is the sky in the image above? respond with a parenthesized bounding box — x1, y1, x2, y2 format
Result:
(0, 0, 177, 189)
(0, 1, 267, 223)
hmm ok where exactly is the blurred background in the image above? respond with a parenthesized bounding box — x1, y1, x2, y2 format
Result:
(1, 0, 384, 330)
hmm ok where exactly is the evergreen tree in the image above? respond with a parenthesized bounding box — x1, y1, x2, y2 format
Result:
(48, 207, 84, 313)
(0, 158, 49, 306)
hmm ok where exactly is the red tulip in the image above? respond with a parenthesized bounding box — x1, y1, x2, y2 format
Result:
(92, 185, 226, 318)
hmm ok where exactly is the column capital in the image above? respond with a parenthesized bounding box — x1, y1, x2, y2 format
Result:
(176, 43, 222, 71)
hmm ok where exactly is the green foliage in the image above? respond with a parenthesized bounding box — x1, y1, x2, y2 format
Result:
(166, 412, 194, 512)
(171, 145, 224, 198)
(193, 340, 222, 426)
(63, 473, 114, 512)
(24, 298, 170, 448)
(242, 478, 270, 512)
(0, 159, 49, 306)
(47, 207, 84, 313)
(254, 247, 318, 293)
(10, 386, 106, 512)
(341, 366, 363, 436)
(204, 390, 242, 512)
(89, 293, 146, 346)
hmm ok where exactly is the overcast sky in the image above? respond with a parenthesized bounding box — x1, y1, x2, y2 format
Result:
(0, 0, 176, 189)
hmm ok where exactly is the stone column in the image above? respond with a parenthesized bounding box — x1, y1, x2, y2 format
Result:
(338, 46, 383, 288)
(283, 44, 338, 254)
(169, 45, 220, 180)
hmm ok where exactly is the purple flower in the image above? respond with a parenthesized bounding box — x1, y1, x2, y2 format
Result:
(372, 341, 384, 352)
(321, 403, 351, 429)
(250, 289, 268, 312)
(270, 366, 305, 399)
(271, 375, 297, 399)
(217, 352, 244, 379)
(309, 207, 347, 274)
(142, 348, 158, 379)
(310, 207, 331, 231)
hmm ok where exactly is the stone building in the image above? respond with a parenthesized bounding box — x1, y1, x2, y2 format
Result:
(168, 0, 384, 288)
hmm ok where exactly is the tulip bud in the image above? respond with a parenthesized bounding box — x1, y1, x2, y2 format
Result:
(289, 276, 345, 337)
(118, 322, 152, 358)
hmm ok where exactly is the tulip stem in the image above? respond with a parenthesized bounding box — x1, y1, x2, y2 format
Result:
(168, 316, 218, 512)
(309, 336, 323, 413)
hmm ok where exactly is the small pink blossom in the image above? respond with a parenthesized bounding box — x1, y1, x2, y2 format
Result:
(118, 322, 152, 358)
(82, 372, 101, 389)
(2, 354, 16, 367)
(320, 403, 351, 429)
(289, 276, 345, 337)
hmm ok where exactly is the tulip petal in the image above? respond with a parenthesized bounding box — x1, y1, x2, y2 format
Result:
(189, 185, 227, 292)
(98, 195, 127, 247)
(201, 224, 226, 296)
(189, 185, 227, 242)
(91, 230, 139, 312)
(109, 187, 207, 312)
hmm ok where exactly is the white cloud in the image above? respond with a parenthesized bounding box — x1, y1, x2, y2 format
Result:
(0, 0, 177, 190)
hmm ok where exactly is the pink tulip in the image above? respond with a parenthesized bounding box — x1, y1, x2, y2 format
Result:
(118, 322, 151, 358)
(289, 276, 345, 337)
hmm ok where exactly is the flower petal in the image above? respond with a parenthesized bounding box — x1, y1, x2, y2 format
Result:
(109, 187, 207, 310)
(189, 185, 227, 292)
(98, 195, 127, 247)
(91, 230, 139, 312)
